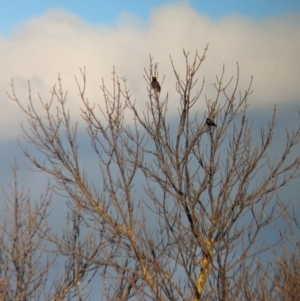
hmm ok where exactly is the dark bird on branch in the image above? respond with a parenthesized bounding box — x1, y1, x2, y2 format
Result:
(206, 118, 217, 127)
(151, 77, 161, 92)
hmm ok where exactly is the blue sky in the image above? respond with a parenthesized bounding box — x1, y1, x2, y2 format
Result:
(1, 0, 300, 35)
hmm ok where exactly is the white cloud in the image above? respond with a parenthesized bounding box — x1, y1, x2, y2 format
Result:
(0, 2, 299, 139)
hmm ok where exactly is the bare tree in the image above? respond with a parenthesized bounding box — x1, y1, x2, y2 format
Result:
(0, 163, 107, 301)
(43, 198, 117, 301)
(268, 198, 300, 301)
(0, 159, 53, 301)
(273, 251, 300, 301)
(5, 47, 300, 300)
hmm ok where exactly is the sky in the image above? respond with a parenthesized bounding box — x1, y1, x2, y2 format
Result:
(1, 0, 300, 33)
(0, 0, 299, 297)
(0, 0, 299, 139)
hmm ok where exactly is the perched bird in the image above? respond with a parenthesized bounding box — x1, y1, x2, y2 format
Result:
(151, 77, 161, 93)
(206, 118, 217, 127)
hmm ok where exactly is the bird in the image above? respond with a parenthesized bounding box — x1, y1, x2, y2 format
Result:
(206, 118, 217, 127)
(151, 77, 161, 93)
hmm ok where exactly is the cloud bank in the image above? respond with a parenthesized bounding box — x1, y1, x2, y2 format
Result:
(0, 2, 299, 140)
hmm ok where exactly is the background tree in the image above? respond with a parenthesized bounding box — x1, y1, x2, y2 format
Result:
(0, 160, 53, 301)
(4, 47, 300, 300)
(269, 198, 300, 301)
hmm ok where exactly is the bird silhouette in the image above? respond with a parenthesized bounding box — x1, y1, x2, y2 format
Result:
(206, 118, 217, 127)
(151, 77, 161, 92)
